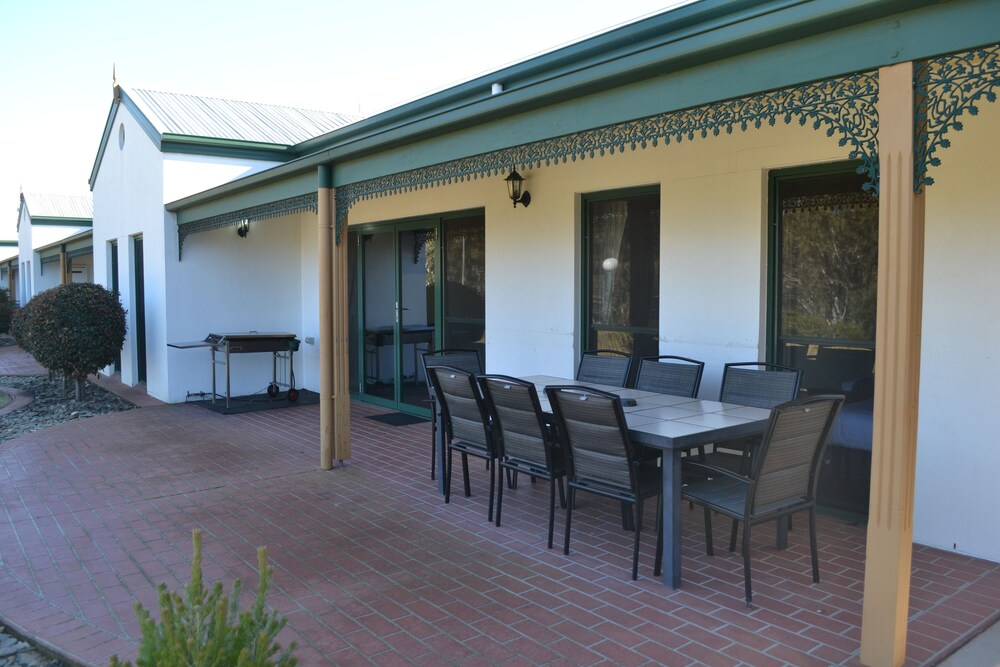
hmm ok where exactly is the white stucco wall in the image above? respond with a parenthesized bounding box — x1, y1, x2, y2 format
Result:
(15, 211, 89, 302)
(91, 101, 293, 400)
(92, 105, 165, 388)
(162, 211, 312, 403)
(916, 100, 1000, 560)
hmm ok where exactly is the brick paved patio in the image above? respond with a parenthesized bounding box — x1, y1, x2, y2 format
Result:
(1, 345, 998, 665)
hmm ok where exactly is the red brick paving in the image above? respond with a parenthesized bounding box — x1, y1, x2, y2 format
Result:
(1, 346, 999, 665)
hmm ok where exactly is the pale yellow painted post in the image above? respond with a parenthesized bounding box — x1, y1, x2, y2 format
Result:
(318, 172, 335, 470)
(332, 211, 351, 463)
(860, 61, 925, 667)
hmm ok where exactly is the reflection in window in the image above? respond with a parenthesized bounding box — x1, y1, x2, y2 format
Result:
(443, 216, 486, 363)
(585, 191, 659, 368)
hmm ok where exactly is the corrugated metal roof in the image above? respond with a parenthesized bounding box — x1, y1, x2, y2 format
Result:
(21, 193, 93, 220)
(129, 88, 359, 145)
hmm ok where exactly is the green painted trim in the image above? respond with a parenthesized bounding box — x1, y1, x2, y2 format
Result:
(120, 89, 164, 151)
(89, 100, 120, 190)
(160, 135, 296, 162)
(66, 246, 93, 259)
(40, 255, 61, 265)
(29, 218, 92, 227)
(175, 171, 316, 225)
(0, 241, 17, 247)
(320, 0, 996, 183)
(318, 165, 333, 189)
(168, 1, 1000, 217)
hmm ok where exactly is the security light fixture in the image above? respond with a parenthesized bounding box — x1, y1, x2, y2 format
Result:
(236, 219, 250, 238)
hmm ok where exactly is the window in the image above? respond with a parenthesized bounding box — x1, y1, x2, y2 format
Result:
(583, 189, 660, 376)
(769, 165, 878, 396)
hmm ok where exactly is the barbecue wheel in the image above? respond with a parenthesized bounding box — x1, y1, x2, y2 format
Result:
(267, 383, 279, 398)
(287, 388, 300, 402)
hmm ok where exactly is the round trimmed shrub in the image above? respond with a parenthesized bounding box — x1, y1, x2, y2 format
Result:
(10, 296, 36, 349)
(20, 283, 127, 399)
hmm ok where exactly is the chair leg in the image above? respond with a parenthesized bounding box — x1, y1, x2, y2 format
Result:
(809, 507, 820, 583)
(487, 458, 497, 523)
(495, 464, 505, 527)
(564, 487, 575, 555)
(620, 500, 634, 530)
(547, 477, 556, 549)
(557, 478, 566, 508)
(444, 448, 452, 505)
(632, 499, 643, 581)
(653, 494, 664, 577)
(703, 506, 714, 556)
(461, 452, 471, 497)
(729, 519, 739, 553)
(742, 522, 753, 609)
(430, 421, 437, 481)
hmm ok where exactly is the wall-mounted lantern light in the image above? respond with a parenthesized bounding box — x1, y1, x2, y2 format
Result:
(236, 219, 250, 238)
(504, 169, 531, 208)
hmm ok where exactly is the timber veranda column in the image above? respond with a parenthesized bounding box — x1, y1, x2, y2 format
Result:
(318, 164, 351, 470)
(331, 196, 351, 463)
(860, 61, 925, 667)
(318, 167, 335, 469)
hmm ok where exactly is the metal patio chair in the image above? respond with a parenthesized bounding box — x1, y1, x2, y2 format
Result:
(421, 349, 482, 480)
(478, 375, 567, 548)
(633, 355, 705, 397)
(682, 394, 844, 607)
(694, 361, 803, 473)
(576, 349, 633, 388)
(427, 365, 500, 522)
(545, 385, 663, 580)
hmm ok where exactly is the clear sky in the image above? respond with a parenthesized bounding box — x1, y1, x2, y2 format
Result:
(0, 0, 696, 238)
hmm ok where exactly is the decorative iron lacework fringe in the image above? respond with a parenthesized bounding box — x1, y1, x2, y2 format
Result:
(177, 193, 317, 260)
(915, 43, 1000, 192)
(782, 191, 878, 213)
(334, 71, 880, 239)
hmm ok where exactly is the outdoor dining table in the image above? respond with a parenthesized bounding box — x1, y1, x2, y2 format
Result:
(519, 375, 772, 589)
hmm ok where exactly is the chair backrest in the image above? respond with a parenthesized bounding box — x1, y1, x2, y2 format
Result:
(427, 366, 492, 452)
(478, 375, 555, 472)
(545, 385, 634, 493)
(634, 355, 705, 396)
(422, 349, 482, 399)
(748, 395, 844, 518)
(576, 349, 633, 388)
(720, 362, 802, 409)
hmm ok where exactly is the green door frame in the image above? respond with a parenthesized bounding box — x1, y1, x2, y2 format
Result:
(350, 208, 483, 416)
(765, 160, 870, 364)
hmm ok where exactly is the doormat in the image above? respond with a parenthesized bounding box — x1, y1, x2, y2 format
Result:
(367, 412, 429, 427)
(190, 390, 320, 415)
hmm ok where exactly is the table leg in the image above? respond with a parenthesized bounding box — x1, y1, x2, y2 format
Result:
(662, 448, 683, 588)
(210, 347, 217, 405)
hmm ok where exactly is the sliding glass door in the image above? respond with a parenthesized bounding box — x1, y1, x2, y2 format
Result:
(349, 212, 485, 414)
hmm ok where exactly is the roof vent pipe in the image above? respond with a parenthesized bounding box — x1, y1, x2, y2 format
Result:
(491, 82, 504, 95)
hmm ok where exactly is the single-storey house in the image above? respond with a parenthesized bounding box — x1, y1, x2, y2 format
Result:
(91, 0, 1000, 663)
(88, 85, 357, 387)
(15, 192, 93, 303)
(0, 242, 16, 298)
